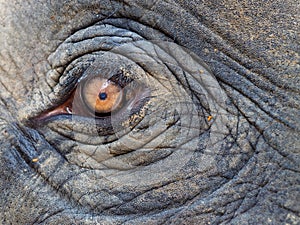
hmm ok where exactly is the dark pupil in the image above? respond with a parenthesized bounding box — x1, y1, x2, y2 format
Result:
(99, 92, 107, 100)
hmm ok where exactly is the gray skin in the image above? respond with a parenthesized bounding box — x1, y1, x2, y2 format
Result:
(0, 0, 299, 224)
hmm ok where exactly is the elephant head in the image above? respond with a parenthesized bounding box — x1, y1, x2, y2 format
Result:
(0, 0, 299, 224)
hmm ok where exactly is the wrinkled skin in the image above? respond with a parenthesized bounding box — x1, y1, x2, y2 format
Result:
(0, 0, 299, 224)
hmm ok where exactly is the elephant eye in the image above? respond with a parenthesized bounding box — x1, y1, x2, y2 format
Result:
(38, 70, 150, 120)
(82, 77, 123, 115)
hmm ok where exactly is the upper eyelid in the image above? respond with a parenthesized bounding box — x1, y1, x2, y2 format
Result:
(48, 24, 144, 69)
(44, 17, 176, 98)
(46, 16, 173, 79)
(44, 25, 146, 97)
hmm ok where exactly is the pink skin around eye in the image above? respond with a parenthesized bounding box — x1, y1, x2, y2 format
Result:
(36, 92, 74, 120)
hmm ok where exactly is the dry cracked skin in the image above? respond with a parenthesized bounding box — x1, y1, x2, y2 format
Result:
(0, 0, 299, 224)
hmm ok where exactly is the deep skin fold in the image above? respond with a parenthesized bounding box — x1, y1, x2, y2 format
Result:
(0, 0, 299, 224)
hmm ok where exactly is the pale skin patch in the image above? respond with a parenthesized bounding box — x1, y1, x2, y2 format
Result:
(207, 115, 213, 121)
(32, 158, 39, 163)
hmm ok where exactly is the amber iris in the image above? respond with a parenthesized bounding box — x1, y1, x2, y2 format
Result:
(83, 77, 123, 114)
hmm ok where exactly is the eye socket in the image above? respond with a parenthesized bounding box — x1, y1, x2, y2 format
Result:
(31, 38, 220, 178)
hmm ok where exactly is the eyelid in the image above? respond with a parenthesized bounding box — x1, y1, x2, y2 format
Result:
(47, 24, 144, 70)
(45, 56, 96, 110)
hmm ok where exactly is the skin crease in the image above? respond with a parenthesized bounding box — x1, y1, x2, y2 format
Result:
(0, 0, 299, 224)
